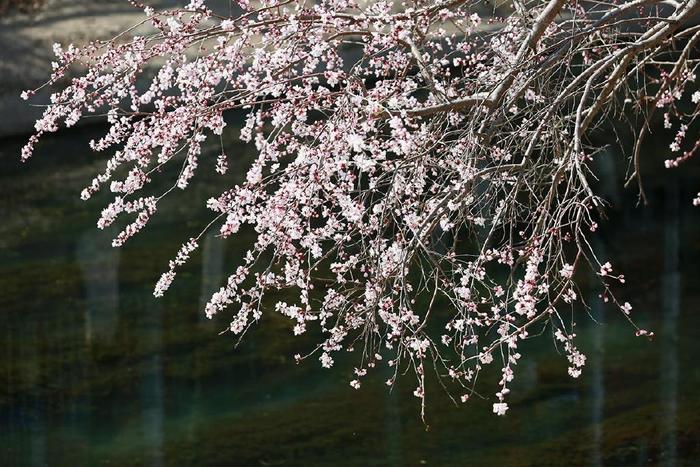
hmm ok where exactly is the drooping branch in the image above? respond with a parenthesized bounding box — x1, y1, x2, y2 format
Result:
(19, 0, 699, 418)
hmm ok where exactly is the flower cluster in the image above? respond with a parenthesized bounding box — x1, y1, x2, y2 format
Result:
(22, 0, 700, 417)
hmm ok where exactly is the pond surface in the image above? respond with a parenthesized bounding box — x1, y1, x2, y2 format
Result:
(1, 125, 699, 466)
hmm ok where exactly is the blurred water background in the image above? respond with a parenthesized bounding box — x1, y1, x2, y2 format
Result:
(1, 2, 700, 466)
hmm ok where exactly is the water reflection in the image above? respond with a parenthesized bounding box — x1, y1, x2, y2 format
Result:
(1, 127, 699, 465)
(199, 228, 225, 319)
(660, 184, 680, 466)
(589, 247, 604, 467)
(141, 301, 164, 467)
(589, 149, 612, 467)
(27, 326, 46, 467)
(383, 371, 402, 466)
(76, 227, 120, 343)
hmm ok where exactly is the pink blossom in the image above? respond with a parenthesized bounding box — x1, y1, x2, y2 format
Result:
(493, 402, 509, 416)
(559, 263, 574, 279)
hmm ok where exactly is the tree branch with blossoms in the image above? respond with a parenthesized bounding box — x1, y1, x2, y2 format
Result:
(21, 0, 700, 419)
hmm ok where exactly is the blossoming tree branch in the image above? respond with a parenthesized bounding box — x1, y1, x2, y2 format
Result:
(21, 0, 700, 417)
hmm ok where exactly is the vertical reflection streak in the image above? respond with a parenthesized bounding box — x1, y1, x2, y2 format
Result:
(660, 185, 679, 466)
(29, 324, 46, 467)
(384, 380, 402, 466)
(589, 150, 617, 467)
(141, 302, 164, 467)
(76, 229, 120, 343)
(199, 229, 225, 319)
(590, 240, 605, 467)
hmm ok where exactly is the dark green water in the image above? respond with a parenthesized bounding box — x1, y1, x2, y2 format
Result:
(1, 126, 700, 466)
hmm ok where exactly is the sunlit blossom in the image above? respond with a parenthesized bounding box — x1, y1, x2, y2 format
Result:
(21, 0, 697, 418)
